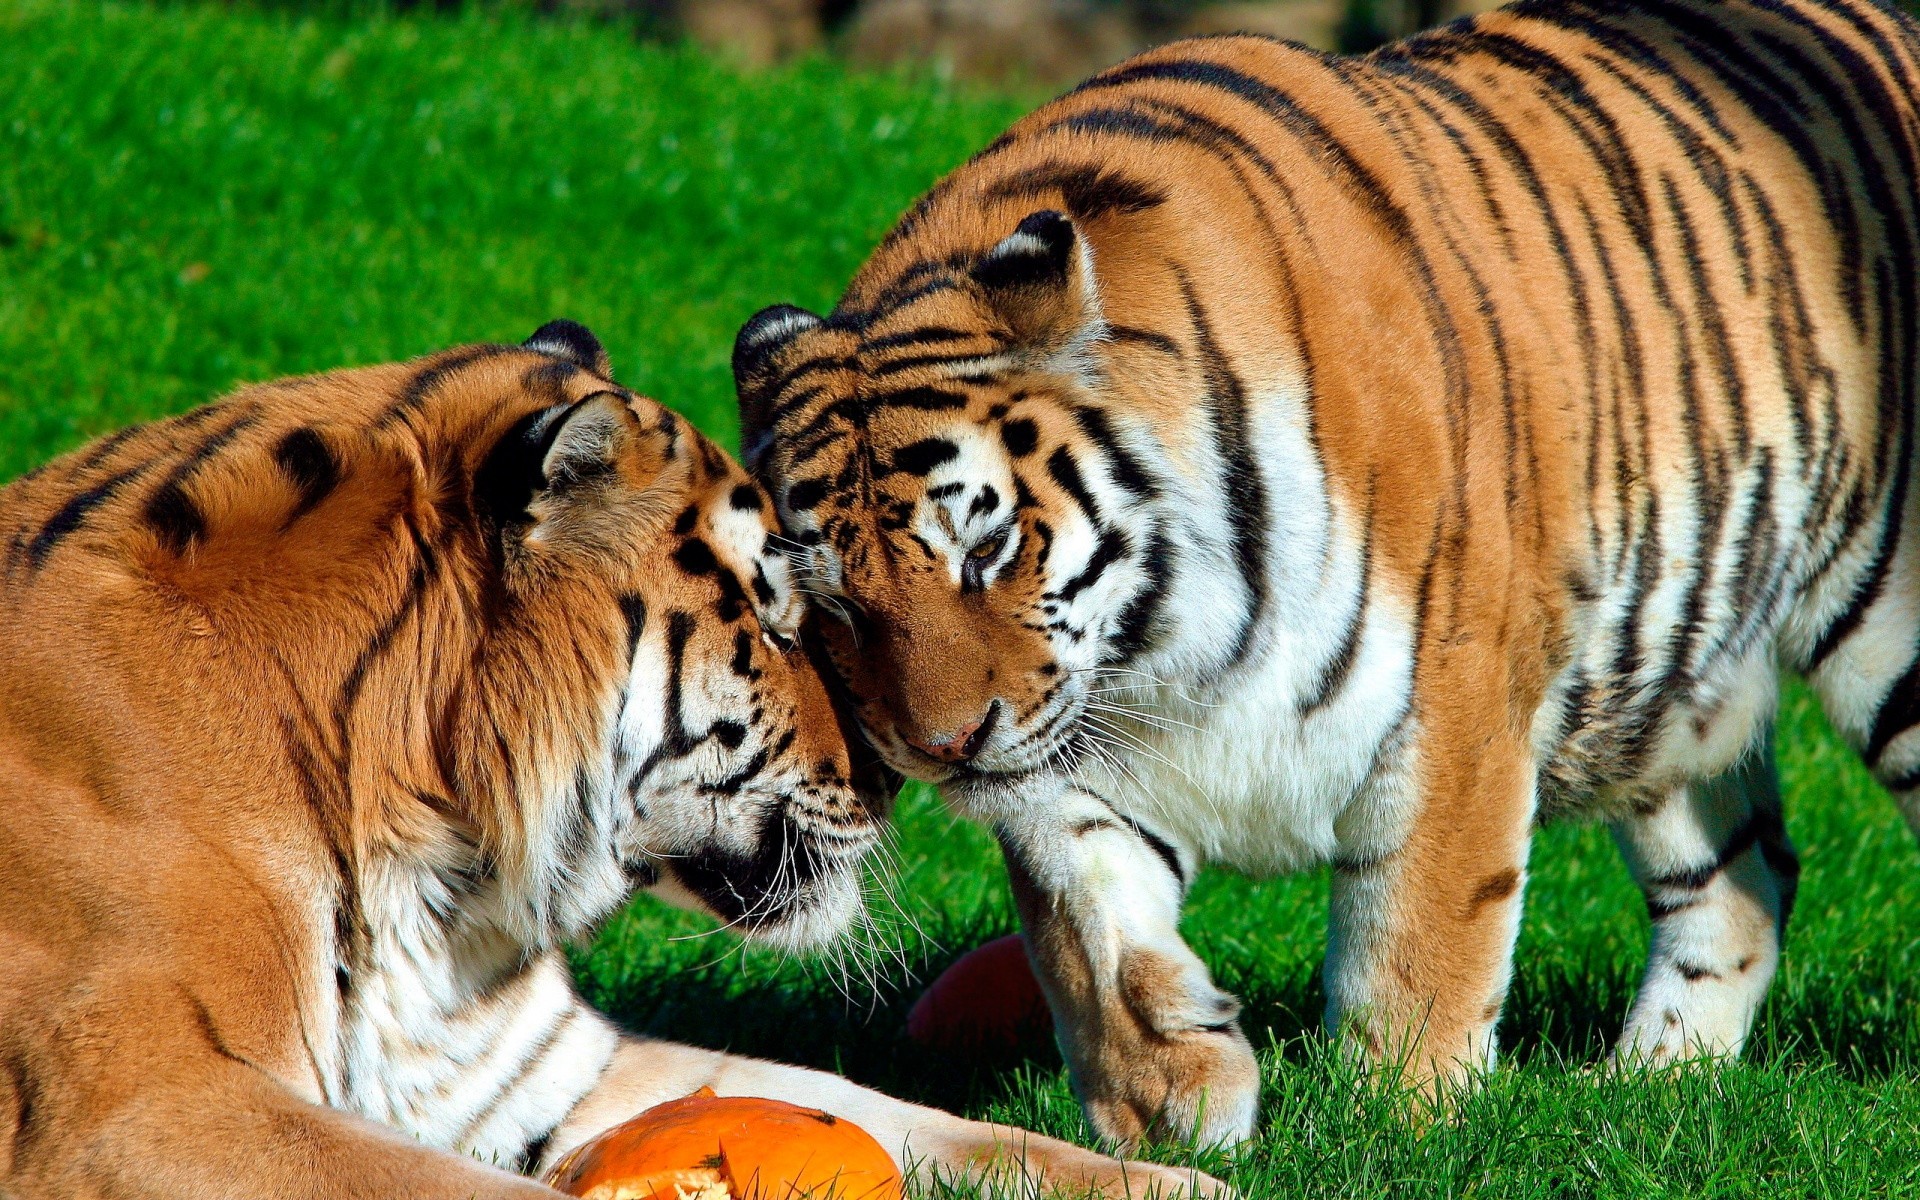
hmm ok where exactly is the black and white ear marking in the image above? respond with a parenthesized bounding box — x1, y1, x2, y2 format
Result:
(970, 210, 1101, 358)
(733, 304, 824, 385)
(540, 392, 633, 487)
(734, 304, 825, 471)
(524, 319, 613, 377)
(474, 391, 635, 533)
(972, 210, 1076, 293)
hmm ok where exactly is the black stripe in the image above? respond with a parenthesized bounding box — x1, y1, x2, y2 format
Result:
(514, 1128, 558, 1176)
(1866, 654, 1920, 767)
(1646, 811, 1762, 892)
(1053, 526, 1130, 604)
(618, 593, 647, 654)
(1068, 404, 1159, 499)
(867, 384, 971, 409)
(661, 611, 698, 754)
(133, 408, 263, 558)
(1106, 324, 1182, 358)
(1118, 809, 1186, 885)
(26, 460, 157, 569)
(1045, 446, 1103, 527)
(70, 423, 146, 475)
(144, 482, 205, 555)
(784, 477, 830, 512)
(1645, 895, 1701, 921)
(1301, 512, 1373, 716)
(556, 768, 600, 876)
(1000, 418, 1039, 458)
(1807, 417, 1910, 671)
(521, 358, 579, 406)
(334, 534, 436, 743)
(861, 324, 981, 353)
(891, 437, 959, 476)
(274, 427, 341, 524)
(183, 988, 255, 1068)
(1178, 275, 1270, 672)
(701, 746, 772, 796)
(1107, 528, 1172, 663)
(982, 162, 1169, 221)
(377, 344, 512, 428)
(457, 1007, 576, 1144)
(1883, 762, 1920, 794)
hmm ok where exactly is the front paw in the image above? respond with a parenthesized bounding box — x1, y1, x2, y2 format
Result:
(1077, 1023, 1259, 1150)
(1065, 951, 1260, 1148)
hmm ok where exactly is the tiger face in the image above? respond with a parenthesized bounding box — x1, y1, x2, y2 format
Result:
(457, 325, 901, 952)
(732, 214, 1148, 797)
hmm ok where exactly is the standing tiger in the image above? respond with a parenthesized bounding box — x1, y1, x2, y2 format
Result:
(0, 322, 1218, 1197)
(733, 0, 1920, 1147)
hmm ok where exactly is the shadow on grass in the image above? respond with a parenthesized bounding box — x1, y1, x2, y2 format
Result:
(575, 921, 1072, 1117)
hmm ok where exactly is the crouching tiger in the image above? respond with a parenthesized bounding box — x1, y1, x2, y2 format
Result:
(0, 322, 1220, 1198)
(732, 0, 1920, 1147)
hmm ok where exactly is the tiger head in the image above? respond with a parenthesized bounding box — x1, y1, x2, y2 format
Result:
(447, 324, 902, 952)
(734, 210, 1163, 802)
(3, 321, 895, 954)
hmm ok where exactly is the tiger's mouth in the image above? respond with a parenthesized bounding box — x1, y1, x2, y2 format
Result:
(652, 805, 879, 953)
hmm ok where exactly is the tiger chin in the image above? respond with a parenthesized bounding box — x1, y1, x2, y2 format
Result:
(0, 323, 1223, 1199)
(734, 0, 1920, 1153)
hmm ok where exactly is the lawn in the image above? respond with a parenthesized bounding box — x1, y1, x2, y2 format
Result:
(3, 2, 1918, 1195)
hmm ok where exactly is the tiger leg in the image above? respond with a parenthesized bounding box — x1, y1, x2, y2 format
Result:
(6, 972, 555, 1200)
(1321, 722, 1535, 1094)
(993, 791, 1260, 1149)
(541, 1022, 1229, 1197)
(1611, 737, 1797, 1065)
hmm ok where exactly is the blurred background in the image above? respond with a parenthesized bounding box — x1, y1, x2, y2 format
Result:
(380, 0, 1499, 80)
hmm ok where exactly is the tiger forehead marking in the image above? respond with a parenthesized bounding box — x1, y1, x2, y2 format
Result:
(737, 0, 1920, 1148)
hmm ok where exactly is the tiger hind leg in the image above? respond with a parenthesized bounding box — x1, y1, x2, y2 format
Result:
(1611, 736, 1798, 1065)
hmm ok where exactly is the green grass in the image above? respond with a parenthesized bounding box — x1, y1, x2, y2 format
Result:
(4, 3, 1918, 1195)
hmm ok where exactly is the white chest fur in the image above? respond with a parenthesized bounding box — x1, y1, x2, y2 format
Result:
(332, 864, 617, 1169)
(1068, 381, 1421, 875)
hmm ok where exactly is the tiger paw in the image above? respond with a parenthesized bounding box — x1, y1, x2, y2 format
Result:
(1074, 1020, 1261, 1150)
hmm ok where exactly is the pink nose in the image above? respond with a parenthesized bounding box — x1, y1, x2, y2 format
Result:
(904, 704, 998, 765)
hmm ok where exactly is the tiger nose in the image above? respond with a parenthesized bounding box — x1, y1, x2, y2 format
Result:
(904, 702, 999, 764)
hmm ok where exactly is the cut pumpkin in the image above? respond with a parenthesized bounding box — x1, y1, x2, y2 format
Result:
(544, 1087, 902, 1200)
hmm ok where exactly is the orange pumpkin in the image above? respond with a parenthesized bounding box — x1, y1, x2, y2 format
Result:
(543, 1088, 902, 1200)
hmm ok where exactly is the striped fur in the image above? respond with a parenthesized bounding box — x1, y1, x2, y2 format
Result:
(735, 0, 1920, 1145)
(0, 325, 1219, 1197)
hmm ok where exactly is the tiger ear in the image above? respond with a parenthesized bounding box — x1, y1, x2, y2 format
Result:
(476, 392, 667, 538)
(733, 304, 825, 473)
(539, 392, 636, 489)
(524, 318, 613, 378)
(972, 210, 1102, 362)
